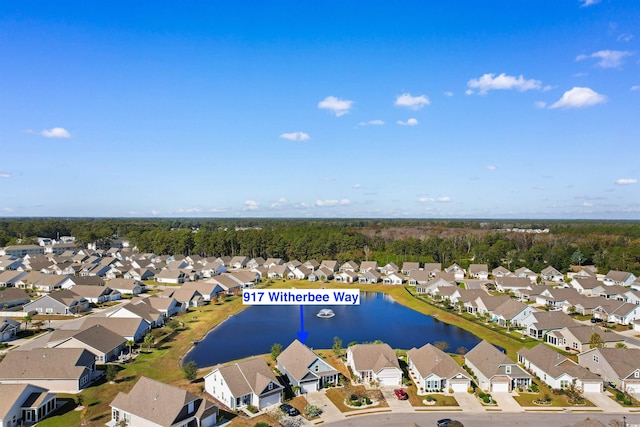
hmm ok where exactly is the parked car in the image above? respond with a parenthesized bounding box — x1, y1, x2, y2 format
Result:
(437, 419, 464, 427)
(394, 388, 408, 400)
(590, 317, 603, 323)
(279, 403, 299, 416)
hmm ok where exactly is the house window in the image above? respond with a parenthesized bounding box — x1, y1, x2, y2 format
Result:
(268, 382, 273, 391)
(572, 342, 579, 349)
(505, 366, 511, 374)
(635, 371, 640, 378)
(593, 355, 599, 363)
(560, 380, 569, 389)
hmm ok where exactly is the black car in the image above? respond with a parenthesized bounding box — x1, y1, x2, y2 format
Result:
(590, 317, 603, 323)
(279, 403, 299, 416)
(437, 419, 464, 427)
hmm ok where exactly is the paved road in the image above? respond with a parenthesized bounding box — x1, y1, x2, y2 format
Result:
(322, 412, 636, 427)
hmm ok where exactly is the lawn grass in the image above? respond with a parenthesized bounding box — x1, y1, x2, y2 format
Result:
(325, 385, 388, 412)
(511, 379, 595, 408)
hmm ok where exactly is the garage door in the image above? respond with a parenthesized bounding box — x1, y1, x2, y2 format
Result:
(492, 382, 509, 392)
(260, 392, 281, 409)
(583, 382, 602, 393)
(626, 384, 640, 394)
(379, 375, 400, 387)
(451, 382, 468, 393)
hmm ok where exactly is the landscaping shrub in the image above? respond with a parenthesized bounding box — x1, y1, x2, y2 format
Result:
(362, 396, 372, 405)
(305, 404, 322, 417)
(478, 392, 486, 399)
(254, 423, 270, 427)
(616, 392, 625, 401)
(425, 395, 435, 402)
(482, 395, 491, 404)
(350, 394, 358, 401)
(530, 383, 539, 393)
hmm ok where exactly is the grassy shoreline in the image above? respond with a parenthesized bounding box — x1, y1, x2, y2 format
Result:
(36, 280, 534, 426)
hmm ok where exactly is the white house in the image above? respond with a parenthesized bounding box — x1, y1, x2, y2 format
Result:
(346, 343, 402, 387)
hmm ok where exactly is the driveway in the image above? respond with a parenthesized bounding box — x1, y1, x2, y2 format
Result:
(490, 392, 524, 412)
(306, 390, 344, 424)
(454, 391, 485, 413)
(380, 387, 413, 412)
(585, 391, 628, 412)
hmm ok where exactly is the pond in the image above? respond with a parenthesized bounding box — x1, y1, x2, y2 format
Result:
(184, 292, 481, 367)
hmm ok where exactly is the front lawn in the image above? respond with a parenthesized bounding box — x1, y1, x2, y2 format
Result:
(325, 385, 388, 412)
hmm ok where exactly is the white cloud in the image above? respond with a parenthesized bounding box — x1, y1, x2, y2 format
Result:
(394, 93, 430, 110)
(318, 96, 353, 117)
(358, 120, 385, 126)
(573, 72, 589, 78)
(353, 184, 362, 189)
(438, 196, 451, 203)
(150, 210, 161, 216)
(617, 33, 634, 42)
(175, 207, 203, 214)
(576, 50, 633, 68)
(631, 85, 640, 91)
(465, 89, 474, 96)
(0, 172, 11, 178)
(486, 165, 497, 171)
(280, 131, 310, 141)
(616, 178, 638, 185)
(40, 127, 71, 138)
(418, 197, 434, 203)
(270, 198, 288, 209)
(396, 118, 419, 126)
(1, 208, 15, 213)
(315, 199, 351, 207)
(534, 101, 547, 109)
(549, 87, 606, 109)
(579, 0, 600, 7)
(443, 91, 454, 97)
(467, 73, 542, 95)
(583, 202, 593, 207)
(243, 200, 260, 211)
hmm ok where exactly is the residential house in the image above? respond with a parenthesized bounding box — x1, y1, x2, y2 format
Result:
(207, 274, 244, 294)
(106, 278, 144, 295)
(264, 258, 284, 268)
(423, 263, 442, 278)
(267, 264, 289, 279)
(81, 316, 151, 343)
(578, 348, 640, 395)
(383, 272, 405, 285)
(334, 271, 358, 283)
(320, 260, 339, 272)
(0, 348, 97, 393)
(50, 324, 127, 364)
(494, 277, 534, 294)
(346, 343, 403, 387)
(593, 301, 640, 326)
(380, 262, 399, 275)
(160, 287, 205, 308)
(154, 269, 187, 284)
(603, 271, 637, 287)
(358, 269, 381, 284)
(106, 300, 165, 328)
(70, 285, 120, 304)
(407, 343, 471, 393)
(276, 339, 339, 393)
(0, 270, 26, 286)
(445, 264, 465, 281)
(0, 256, 23, 271)
(308, 266, 334, 282)
(229, 256, 249, 270)
(401, 262, 420, 275)
(339, 261, 359, 273)
(465, 340, 531, 392)
(302, 259, 320, 271)
(0, 245, 44, 257)
(408, 270, 431, 286)
(520, 311, 577, 339)
(288, 265, 312, 281)
(110, 376, 218, 427)
(32, 274, 76, 293)
(0, 287, 30, 310)
(246, 257, 266, 269)
(491, 299, 537, 328)
(141, 295, 183, 317)
(359, 261, 379, 273)
(0, 384, 56, 426)
(541, 266, 564, 283)
(23, 290, 89, 315)
(182, 281, 224, 301)
(545, 324, 626, 353)
(415, 277, 455, 296)
(492, 266, 513, 278)
(472, 295, 511, 318)
(0, 318, 20, 342)
(517, 344, 602, 393)
(204, 357, 283, 410)
(469, 264, 489, 280)
(570, 277, 606, 296)
(515, 267, 538, 283)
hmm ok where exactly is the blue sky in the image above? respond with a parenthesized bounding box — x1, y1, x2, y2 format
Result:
(1, 1, 639, 219)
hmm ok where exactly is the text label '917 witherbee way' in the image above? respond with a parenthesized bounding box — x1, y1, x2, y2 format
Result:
(242, 289, 360, 305)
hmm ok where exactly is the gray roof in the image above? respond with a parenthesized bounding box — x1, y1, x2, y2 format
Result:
(407, 343, 469, 380)
(518, 344, 600, 381)
(561, 324, 625, 344)
(349, 343, 400, 372)
(277, 339, 337, 382)
(492, 299, 528, 319)
(0, 348, 95, 380)
(65, 324, 126, 353)
(81, 316, 149, 339)
(529, 311, 576, 330)
(0, 384, 51, 419)
(111, 376, 216, 426)
(466, 340, 530, 380)
(214, 357, 282, 397)
(590, 348, 640, 379)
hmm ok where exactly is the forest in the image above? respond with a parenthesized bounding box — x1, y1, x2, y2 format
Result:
(1, 218, 639, 275)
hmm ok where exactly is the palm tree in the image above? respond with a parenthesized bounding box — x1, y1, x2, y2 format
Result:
(126, 340, 135, 357)
(22, 314, 32, 331)
(144, 333, 154, 353)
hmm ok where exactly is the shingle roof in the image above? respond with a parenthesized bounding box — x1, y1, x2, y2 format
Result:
(0, 348, 95, 380)
(349, 343, 400, 372)
(65, 324, 126, 353)
(518, 344, 599, 381)
(215, 357, 281, 397)
(407, 343, 468, 380)
(277, 339, 337, 382)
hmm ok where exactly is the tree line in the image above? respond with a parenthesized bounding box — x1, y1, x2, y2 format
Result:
(0, 218, 638, 275)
